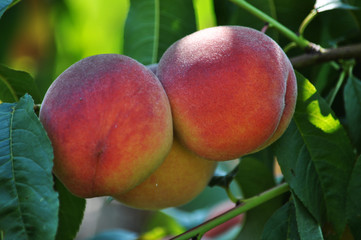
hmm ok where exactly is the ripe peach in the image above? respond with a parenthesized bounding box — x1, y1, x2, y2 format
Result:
(157, 26, 297, 161)
(40, 54, 173, 198)
(114, 139, 217, 210)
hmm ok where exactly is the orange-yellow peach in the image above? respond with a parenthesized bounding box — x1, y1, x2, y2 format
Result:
(157, 26, 297, 161)
(40, 54, 173, 198)
(115, 139, 217, 210)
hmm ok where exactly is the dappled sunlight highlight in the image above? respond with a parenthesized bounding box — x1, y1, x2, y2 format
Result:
(53, 0, 129, 75)
(307, 100, 341, 134)
(297, 73, 341, 134)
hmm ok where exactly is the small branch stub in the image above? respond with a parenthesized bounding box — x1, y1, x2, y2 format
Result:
(291, 43, 361, 68)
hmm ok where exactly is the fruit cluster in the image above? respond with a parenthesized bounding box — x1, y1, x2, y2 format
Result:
(39, 26, 297, 210)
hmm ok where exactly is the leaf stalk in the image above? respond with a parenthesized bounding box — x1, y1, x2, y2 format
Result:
(298, 9, 318, 37)
(229, 0, 310, 49)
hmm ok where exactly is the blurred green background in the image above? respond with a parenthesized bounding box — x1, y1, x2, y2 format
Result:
(0, 0, 219, 99)
(0, 0, 129, 97)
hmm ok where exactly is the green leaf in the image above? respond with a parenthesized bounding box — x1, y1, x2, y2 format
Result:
(275, 72, 355, 235)
(347, 0, 361, 28)
(346, 155, 361, 239)
(142, 211, 185, 238)
(0, 0, 11, 18)
(0, 65, 41, 103)
(310, 64, 337, 97)
(313, 10, 360, 47)
(123, 0, 197, 65)
(262, 196, 324, 240)
(275, 121, 325, 222)
(261, 202, 300, 240)
(344, 75, 361, 153)
(0, 94, 59, 240)
(55, 177, 86, 240)
(247, 146, 275, 173)
(293, 195, 324, 240)
(7, 0, 21, 9)
(3, 0, 21, 13)
(315, 0, 358, 12)
(235, 158, 283, 239)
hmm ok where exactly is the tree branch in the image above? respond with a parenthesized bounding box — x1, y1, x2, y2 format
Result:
(290, 43, 361, 68)
(170, 183, 290, 240)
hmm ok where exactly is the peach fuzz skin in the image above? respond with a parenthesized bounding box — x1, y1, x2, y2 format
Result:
(39, 54, 173, 198)
(115, 139, 217, 210)
(157, 26, 297, 161)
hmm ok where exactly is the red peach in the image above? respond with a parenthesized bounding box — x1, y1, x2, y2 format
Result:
(157, 26, 297, 161)
(40, 54, 173, 198)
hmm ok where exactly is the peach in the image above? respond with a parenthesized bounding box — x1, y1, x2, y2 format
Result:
(157, 26, 297, 161)
(39, 54, 173, 198)
(115, 139, 217, 210)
